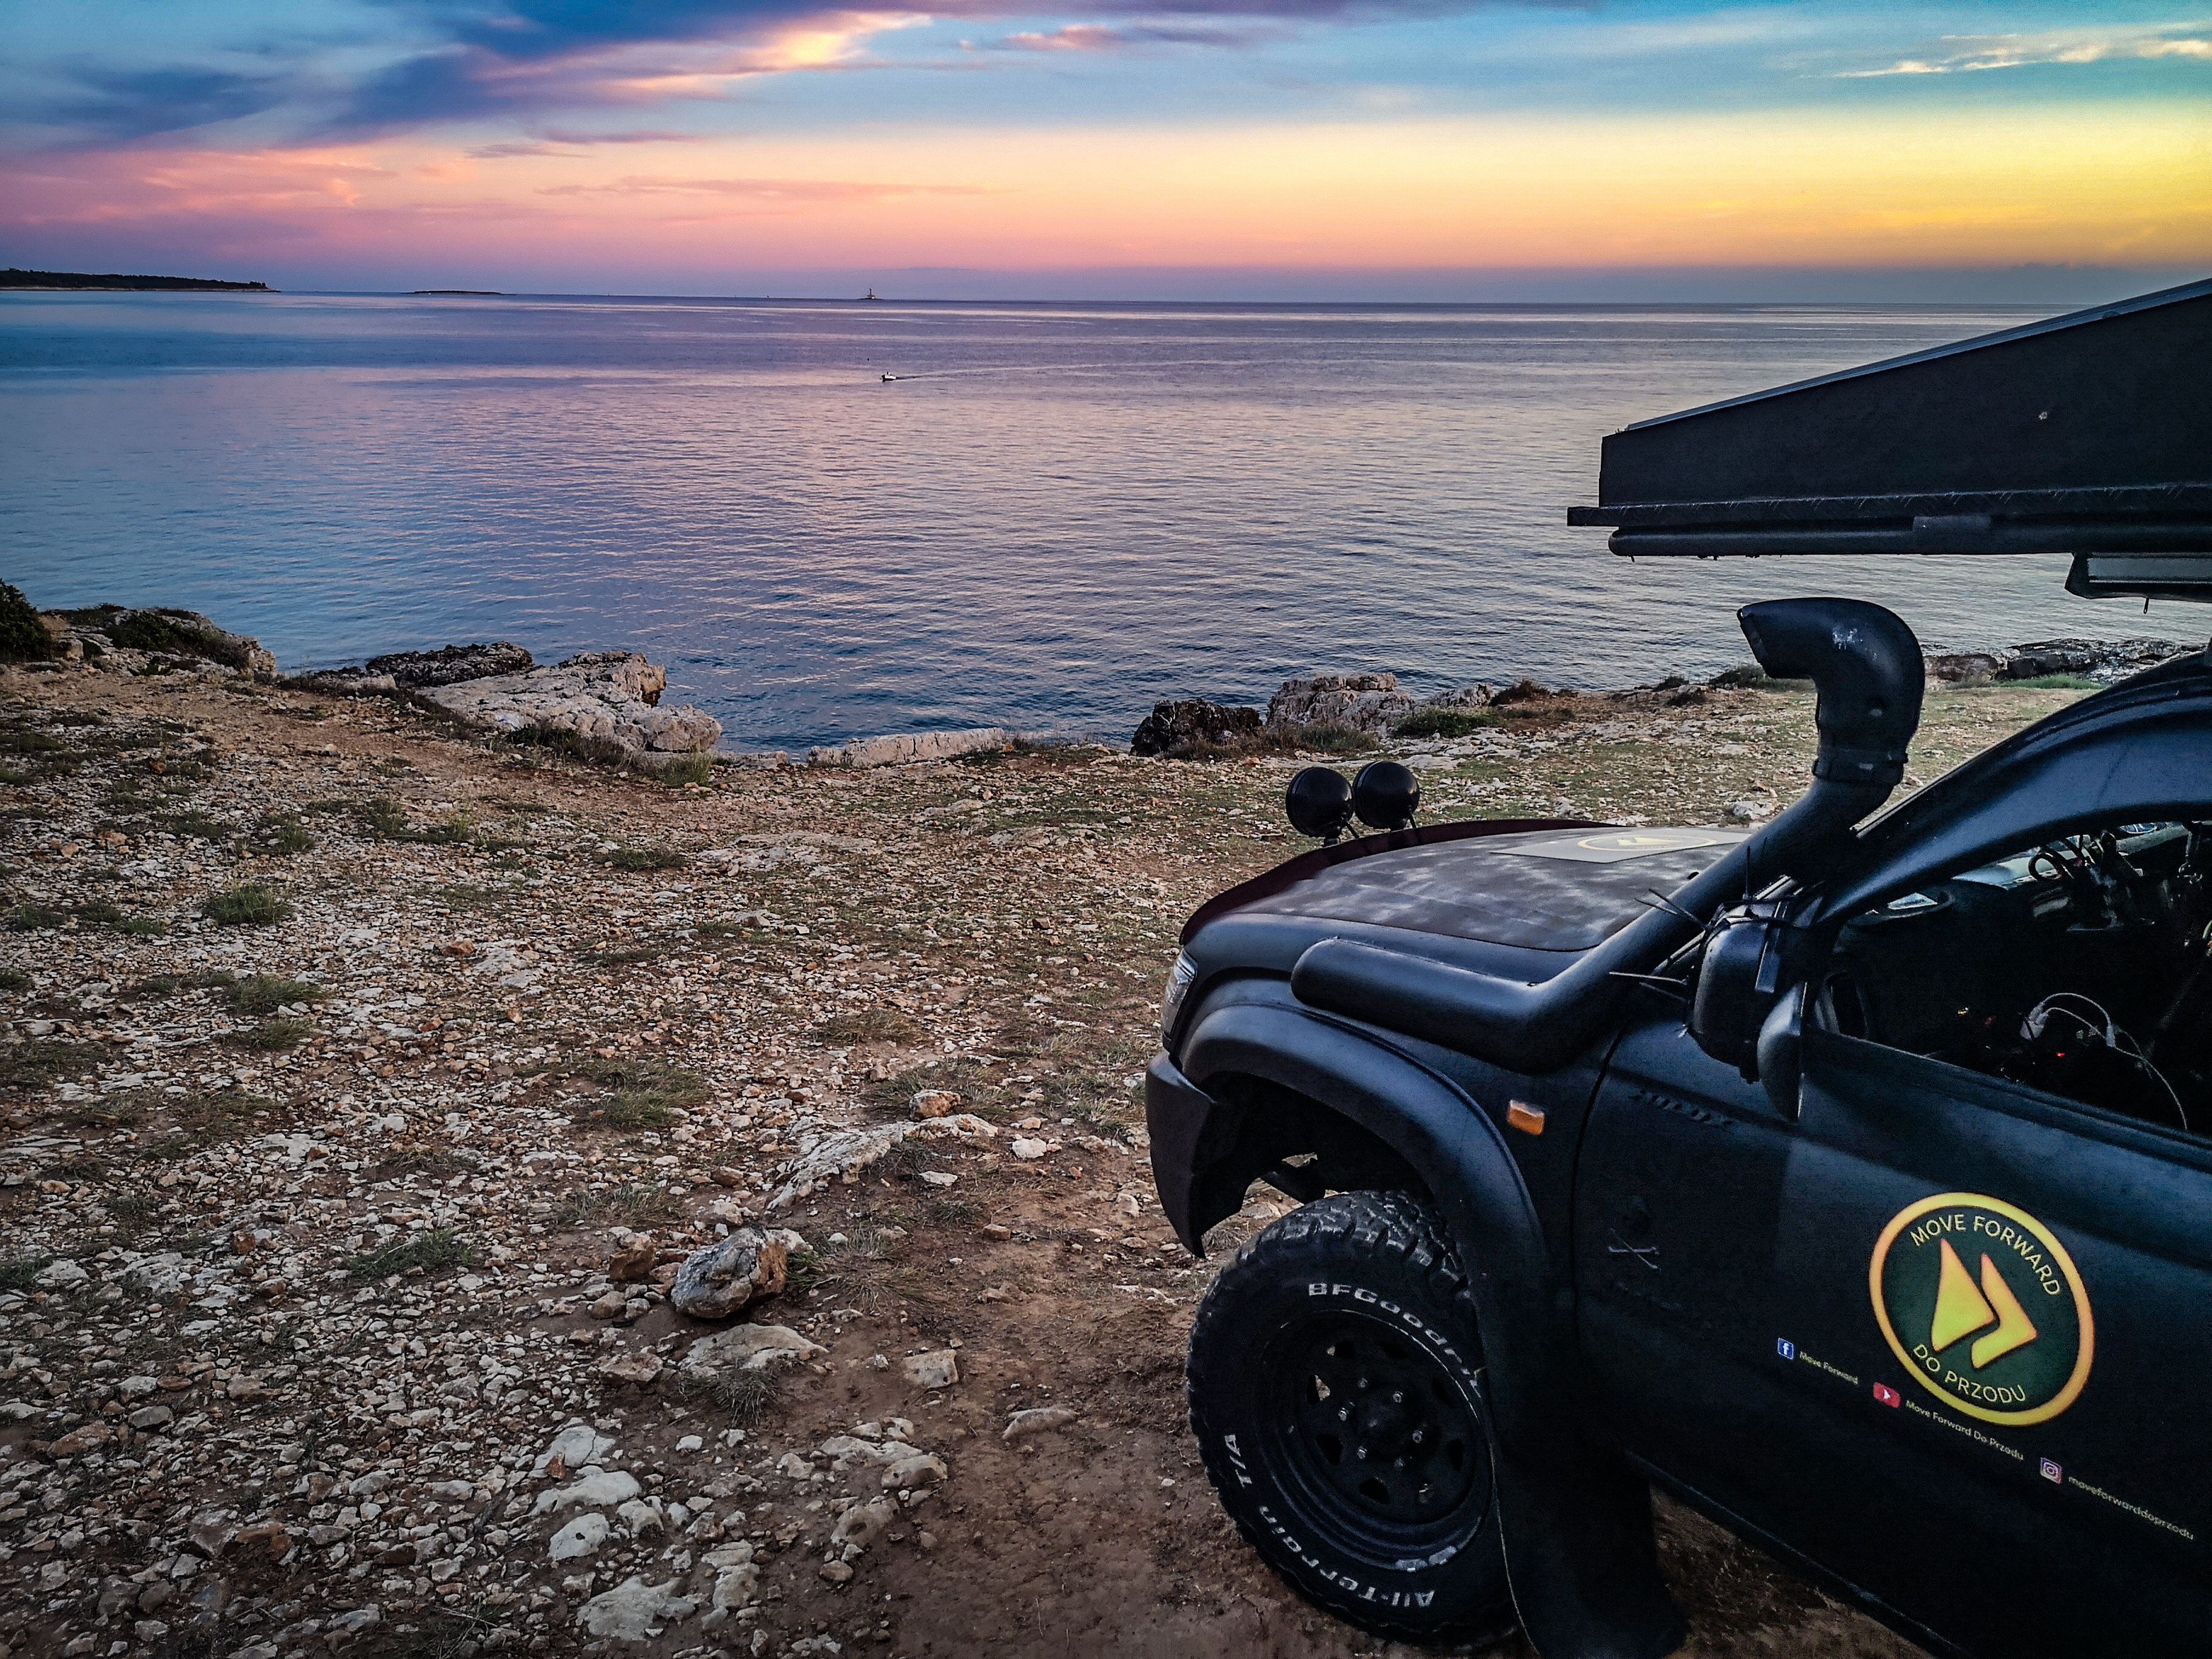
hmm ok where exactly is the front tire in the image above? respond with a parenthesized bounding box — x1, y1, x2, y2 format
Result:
(1187, 1190, 1517, 1647)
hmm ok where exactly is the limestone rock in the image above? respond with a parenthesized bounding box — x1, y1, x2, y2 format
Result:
(766, 1123, 913, 1209)
(49, 606, 277, 679)
(1128, 699, 1261, 757)
(1004, 1406, 1079, 1442)
(575, 1575, 694, 1639)
(548, 1513, 609, 1562)
(418, 651, 722, 764)
(900, 1350, 959, 1390)
(606, 1232, 658, 1282)
(882, 1452, 947, 1490)
(910, 1090, 959, 1120)
(1266, 672, 1415, 736)
(536, 1469, 643, 1515)
(680, 1323, 826, 1381)
(806, 727, 1014, 769)
(670, 1228, 789, 1320)
(831, 1498, 896, 1550)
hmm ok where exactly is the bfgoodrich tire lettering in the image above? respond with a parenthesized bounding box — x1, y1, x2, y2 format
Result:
(1188, 1190, 1516, 1646)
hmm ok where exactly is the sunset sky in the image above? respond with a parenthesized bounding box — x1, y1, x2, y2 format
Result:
(4, 1, 2208, 297)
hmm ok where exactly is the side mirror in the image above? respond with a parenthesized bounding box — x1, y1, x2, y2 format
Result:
(1757, 982, 1808, 1122)
(1688, 903, 1787, 1077)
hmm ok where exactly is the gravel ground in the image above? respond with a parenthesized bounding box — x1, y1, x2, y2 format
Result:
(0, 652, 2084, 1659)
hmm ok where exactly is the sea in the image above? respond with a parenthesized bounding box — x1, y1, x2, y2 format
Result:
(0, 292, 2171, 754)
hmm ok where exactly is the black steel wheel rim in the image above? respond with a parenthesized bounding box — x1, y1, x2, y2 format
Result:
(1258, 1308, 1489, 1560)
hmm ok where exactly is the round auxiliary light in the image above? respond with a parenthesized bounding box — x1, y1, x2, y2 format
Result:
(1284, 766, 1356, 842)
(1352, 760, 1421, 831)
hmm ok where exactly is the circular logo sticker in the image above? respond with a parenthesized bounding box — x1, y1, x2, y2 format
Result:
(1869, 1193, 2094, 1427)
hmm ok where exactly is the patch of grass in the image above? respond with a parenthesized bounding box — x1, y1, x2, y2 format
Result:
(2003, 672, 2103, 691)
(813, 1008, 925, 1046)
(170, 1088, 276, 1144)
(366, 1144, 480, 1183)
(600, 843, 688, 871)
(0, 969, 29, 992)
(344, 1228, 474, 1280)
(249, 813, 315, 854)
(224, 974, 326, 1014)
(584, 942, 668, 967)
(544, 1182, 685, 1229)
(107, 1193, 164, 1236)
(72, 899, 167, 936)
(0, 728, 65, 754)
(354, 796, 414, 839)
(0, 1258, 49, 1292)
(928, 1195, 985, 1225)
(660, 754, 715, 788)
(46, 1155, 107, 1182)
(203, 883, 292, 927)
(0, 1039, 104, 1091)
(6, 904, 67, 932)
(1392, 708, 1496, 740)
(681, 1364, 783, 1426)
(160, 810, 231, 842)
(420, 811, 477, 845)
(238, 1017, 313, 1050)
(555, 1055, 709, 1132)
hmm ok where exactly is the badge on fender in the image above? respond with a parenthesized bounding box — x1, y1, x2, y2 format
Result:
(1869, 1192, 2094, 1427)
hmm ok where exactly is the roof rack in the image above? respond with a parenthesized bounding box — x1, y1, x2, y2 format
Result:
(1567, 276, 2212, 600)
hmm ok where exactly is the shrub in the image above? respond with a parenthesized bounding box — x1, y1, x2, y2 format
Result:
(660, 754, 715, 788)
(105, 609, 246, 668)
(250, 813, 315, 854)
(0, 583, 51, 662)
(203, 883, 292, 927)
(0, 1039, 102, 1090)
(1392, 708, 1495, 740)
(2005, 673, 2103, 691)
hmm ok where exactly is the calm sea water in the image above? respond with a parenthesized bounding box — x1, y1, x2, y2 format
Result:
(0, 292, 2171, 753)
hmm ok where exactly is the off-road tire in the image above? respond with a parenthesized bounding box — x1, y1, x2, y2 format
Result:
(1187, 1190, 1517, 1647)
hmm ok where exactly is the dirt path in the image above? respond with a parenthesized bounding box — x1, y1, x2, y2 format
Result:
(0, 657, 2076, 1659)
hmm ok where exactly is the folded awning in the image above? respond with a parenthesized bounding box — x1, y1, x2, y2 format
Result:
(1567, 276, 2212, 599)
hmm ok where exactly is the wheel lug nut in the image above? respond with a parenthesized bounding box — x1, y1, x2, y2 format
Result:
(1356, 1377, 1370, 1391)
(1410, 1429, 1425, 1444)
(1337, 1406, 1350, 1422)
(1396, 1457, 1409, 1469)
(1356, 1445, 1369, 1461)
(1391, 1390, 1405, 1404)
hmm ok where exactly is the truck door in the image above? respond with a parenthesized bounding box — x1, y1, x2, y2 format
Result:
(1577, 826, 2212, 1655)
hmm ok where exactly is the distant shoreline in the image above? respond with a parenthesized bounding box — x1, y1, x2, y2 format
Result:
(0, 267, 272, 292)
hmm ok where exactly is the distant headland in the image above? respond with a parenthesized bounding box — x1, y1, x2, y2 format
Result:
(412, 289, 504, 296)
(0, 267, 273, 292)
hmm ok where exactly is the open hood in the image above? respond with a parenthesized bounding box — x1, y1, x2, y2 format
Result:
(1567, 276, 2212, 600)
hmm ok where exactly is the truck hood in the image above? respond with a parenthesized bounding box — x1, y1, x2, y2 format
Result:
(1181, 819, 1748, 986)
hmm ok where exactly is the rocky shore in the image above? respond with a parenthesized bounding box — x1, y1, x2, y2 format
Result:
(0, 588, 2180, 1659)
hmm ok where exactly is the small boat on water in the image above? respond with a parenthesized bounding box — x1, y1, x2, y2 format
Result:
(881, 373, 899, 382)
(862, 287, 882, 301)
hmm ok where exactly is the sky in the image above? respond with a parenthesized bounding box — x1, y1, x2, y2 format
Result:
(1, 1, 2207, 297)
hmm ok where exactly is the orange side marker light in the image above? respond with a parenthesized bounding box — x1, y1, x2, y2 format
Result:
(1507, 1101, 1546, 1135)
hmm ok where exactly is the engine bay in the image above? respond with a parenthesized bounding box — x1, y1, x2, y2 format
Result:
(1825, 821, 2212, 1137)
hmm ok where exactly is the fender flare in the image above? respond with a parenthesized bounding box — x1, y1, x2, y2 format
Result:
(1178, 1001, 1684, 1659)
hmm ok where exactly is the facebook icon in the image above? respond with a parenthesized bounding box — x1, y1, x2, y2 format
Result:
(1777, 1339, 1797, 1361)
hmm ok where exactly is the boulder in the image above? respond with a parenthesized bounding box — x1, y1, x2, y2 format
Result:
(419, 651, 722, 763)
(669, 1229, 789, 1320)
(1128, 699, 1262, 757)
(361, 642, 532, 686)
(679, 1323, 826, 1381)
(806, 727, 1015, 768)
(1265, 672, 1415, 735)
(575, 1576, 694, 1640)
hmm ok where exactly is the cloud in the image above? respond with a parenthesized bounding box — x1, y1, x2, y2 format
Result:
(538, 172, 985, 201)
(468, 127, 708, 157)
(13, 0, 1570, 146)
(1839, 22, 2212, 78)
(49, 64, 293, 142)
(977, 21, 1281, 52)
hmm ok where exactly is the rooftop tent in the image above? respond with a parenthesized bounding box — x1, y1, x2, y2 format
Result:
(1567, 276, 2212, 600)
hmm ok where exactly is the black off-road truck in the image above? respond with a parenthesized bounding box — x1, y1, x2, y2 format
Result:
(1148, 278, 2212, 1658)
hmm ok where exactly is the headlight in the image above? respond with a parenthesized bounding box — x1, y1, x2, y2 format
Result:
(1160, 951, 1198, 1044)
